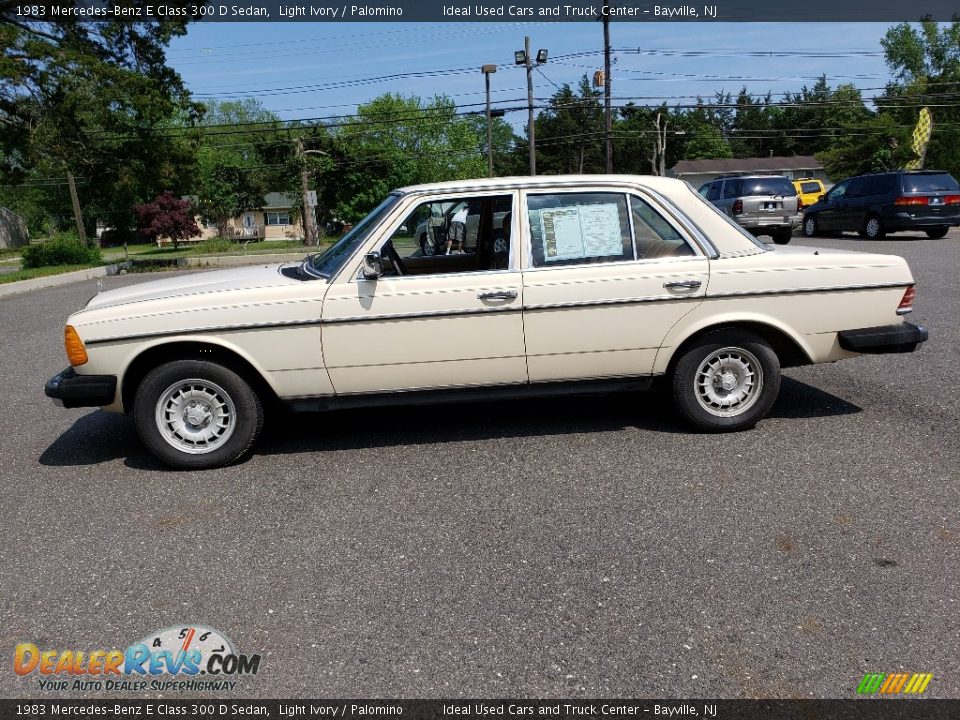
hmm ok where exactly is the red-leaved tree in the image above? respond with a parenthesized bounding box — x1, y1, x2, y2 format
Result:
(134, 192, 201, 250)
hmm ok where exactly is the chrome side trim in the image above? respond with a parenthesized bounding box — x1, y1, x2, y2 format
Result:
(323, 305, 522, 325)
(706, 281, 912, 299)
(524, 294, 703, 312)
(84, 318, 325, 345)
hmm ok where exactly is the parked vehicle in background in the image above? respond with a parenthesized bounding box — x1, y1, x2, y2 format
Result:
(46, 175, 927, 469)
(700, 175, 800, 244)
(802, 170, 960, 239)
(792, 178, 826, 210)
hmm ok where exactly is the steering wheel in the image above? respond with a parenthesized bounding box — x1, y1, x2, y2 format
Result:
(382, 240, 406, 276)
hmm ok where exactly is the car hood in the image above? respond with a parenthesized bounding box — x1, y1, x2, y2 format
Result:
(84, 263, 301, 311)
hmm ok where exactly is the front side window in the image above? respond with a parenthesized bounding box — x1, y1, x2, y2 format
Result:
(378, 194, 513, 276)
(826, 180, 849, 202)
(527, 193, 632, 268)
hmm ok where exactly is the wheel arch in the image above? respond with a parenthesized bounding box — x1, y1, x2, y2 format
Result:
(120, 338, 279, 413)
(656, 317, 813, 377)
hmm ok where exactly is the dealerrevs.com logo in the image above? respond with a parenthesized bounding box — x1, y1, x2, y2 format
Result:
(14, 625, 261, 692)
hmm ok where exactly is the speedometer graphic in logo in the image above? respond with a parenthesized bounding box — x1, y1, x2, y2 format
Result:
(135, 625, 235, 673)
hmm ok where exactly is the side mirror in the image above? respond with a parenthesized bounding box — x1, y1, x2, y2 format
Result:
(360, 251, 383, 280)
(818, 194, 826, 203)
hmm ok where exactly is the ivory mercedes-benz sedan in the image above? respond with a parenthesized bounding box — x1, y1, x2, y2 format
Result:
(46, 175, 928, 469)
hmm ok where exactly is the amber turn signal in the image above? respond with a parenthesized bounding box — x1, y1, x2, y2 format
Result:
(64, 325, 88, 366)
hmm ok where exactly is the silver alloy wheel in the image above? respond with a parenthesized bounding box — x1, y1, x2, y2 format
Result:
(493, 237, 508, 254)
(804, 217, 816, 236)
(155, 378, 236, 455)
(694, 347, 764, 418)
(866, 217, 881, 238)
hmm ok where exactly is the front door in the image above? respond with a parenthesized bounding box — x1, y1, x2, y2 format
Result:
(321, 192, 527, 395)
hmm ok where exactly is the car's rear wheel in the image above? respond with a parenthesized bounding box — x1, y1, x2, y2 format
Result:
(925, 226, 949, 239)
(772, 227, 793, 244)
(802, 215, 818, 237)
(672, 330, 781, 432)
(134, 360, 263, 469)
(864, 215, 886, 239)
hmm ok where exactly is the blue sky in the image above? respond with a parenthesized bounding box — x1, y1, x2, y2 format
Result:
(166, 22, 898, 127)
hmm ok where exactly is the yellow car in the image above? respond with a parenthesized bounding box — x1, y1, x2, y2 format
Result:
(793, 178, 826, 210)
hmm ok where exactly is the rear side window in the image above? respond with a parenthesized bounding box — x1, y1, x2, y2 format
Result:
(722, 179, 742, 199)
(527, 193, 632, 267)
(707, 181, 722, 201)
(740, 177, 796, 196)
(801, 181, 821, 193)
(630, 196, 695, 259)
(903, 173, 960, 193)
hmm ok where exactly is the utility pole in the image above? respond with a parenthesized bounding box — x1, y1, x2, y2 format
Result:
(525, 36, 536, 175)
(296, 137, 319, 246)
(603, 0, 613, 173)
(482, 64, 497, 177)
(66, 169, 87, 246)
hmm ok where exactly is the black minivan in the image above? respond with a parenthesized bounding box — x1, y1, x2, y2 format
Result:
(801, 170, 960, 239)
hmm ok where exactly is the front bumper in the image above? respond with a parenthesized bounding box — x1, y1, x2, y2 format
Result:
(838, 322, 929, 354)
(45, 367, 117, 408)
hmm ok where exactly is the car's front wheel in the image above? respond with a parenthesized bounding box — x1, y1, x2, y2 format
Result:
(672, 330, 781, 432)
(134, 360, 264, 469)
(802, 215, 818, 237)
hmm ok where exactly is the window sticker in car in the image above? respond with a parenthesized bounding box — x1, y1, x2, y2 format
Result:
(538, 203, 624, 262)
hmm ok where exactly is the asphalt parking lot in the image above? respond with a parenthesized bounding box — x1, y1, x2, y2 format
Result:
(1, 228, 957, 700)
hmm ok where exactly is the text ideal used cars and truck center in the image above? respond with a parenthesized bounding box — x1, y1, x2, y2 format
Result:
(45, 175, 928, 469)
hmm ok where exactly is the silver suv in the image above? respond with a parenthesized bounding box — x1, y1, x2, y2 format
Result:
(698, 175, 800, 244)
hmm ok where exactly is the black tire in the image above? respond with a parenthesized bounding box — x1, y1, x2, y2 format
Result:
(133, 360, 264, 469)
(672, 329, 781, 432)
(863, 214, 886, 240)
(419, 233, 435, 256)
(802, 215, 818, 238)
(772, 227, 793, 244)
(925, 226, 949, 239)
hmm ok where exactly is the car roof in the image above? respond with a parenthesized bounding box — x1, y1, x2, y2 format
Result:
(396, 174, 690, 195)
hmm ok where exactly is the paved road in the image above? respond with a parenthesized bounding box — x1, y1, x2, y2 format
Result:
(1, 230, 957, 699)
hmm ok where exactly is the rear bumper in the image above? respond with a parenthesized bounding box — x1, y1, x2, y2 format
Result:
(45, 367, 117, 408)
(838, 322, 928, 354)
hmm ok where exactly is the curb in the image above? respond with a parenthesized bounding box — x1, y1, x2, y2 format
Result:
(0, 252, 309, 299)
(0, 265, 110, 299)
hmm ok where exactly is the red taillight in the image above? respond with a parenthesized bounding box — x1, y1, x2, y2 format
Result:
(894, 196, 929, 206)
(945, 195, 960, 205)
(897, 286, 916, 314)
(732, 199, 743, 215)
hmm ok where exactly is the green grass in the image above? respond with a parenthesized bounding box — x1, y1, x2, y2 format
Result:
(103, 238, 315, 262)
(0, 264, 102, 284)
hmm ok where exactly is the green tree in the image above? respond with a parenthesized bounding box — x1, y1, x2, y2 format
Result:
(331, 94, 488, 221)
(534, 76, 604, 175)
(0, 7, 199, 240)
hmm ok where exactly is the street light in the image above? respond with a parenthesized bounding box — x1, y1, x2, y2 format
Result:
(516, 37, 548, 175)
(481, 64, 497, 177)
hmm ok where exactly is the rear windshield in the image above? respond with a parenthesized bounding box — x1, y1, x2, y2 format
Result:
(741, 177, 796, 196)
(903, 173, 960, 193)
(800, 181, 821, 193)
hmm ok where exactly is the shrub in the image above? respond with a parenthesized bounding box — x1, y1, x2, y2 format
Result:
(22, 233, 103, 269)
(196, 236, 234, 255)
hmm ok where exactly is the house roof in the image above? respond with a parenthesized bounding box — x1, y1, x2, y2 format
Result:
(262, 192, 295, 209)
(670, 155, 822, 176)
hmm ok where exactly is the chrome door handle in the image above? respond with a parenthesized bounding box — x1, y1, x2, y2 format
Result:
(477, 290, 518, 300)
(663, 280, 702, 290)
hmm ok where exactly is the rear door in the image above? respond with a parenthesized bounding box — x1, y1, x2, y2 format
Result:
(520, 188, 709, 382)
(840, 176, 871, 231)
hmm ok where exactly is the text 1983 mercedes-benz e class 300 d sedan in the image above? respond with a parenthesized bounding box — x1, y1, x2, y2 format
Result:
(46, 175, 928, 469)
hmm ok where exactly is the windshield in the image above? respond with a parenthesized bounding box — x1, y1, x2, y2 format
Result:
(307, 194, 400, 278)
(904, 173, 959, 193)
